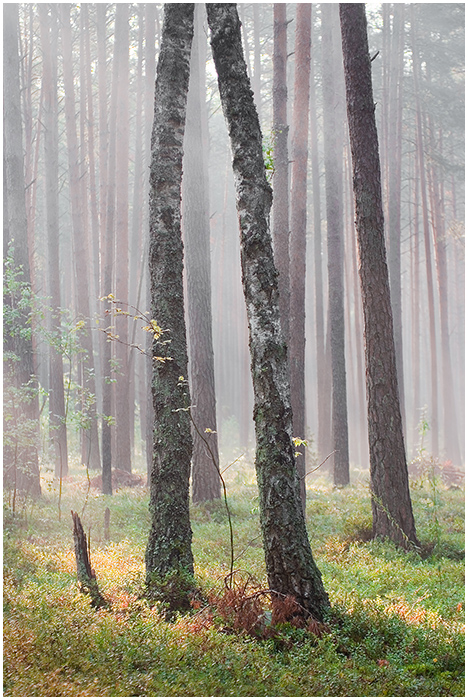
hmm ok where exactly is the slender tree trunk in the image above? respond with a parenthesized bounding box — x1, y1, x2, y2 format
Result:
(289, 3, 311, 507)
(38, 3, 68, 479)
(114, 4, 132, 473)
(183, 4, 221, 503)
(411, 148, 421, 452)
(387, 4, 406, 434)
(3, 3, 41, 496)
(59, 4, 101, 472)
(309, 17, 331, 463)
(322, 4, 349, 486)
(411, 7, 439, 457)
(207, 3, 329, 621)
(340, 2, 418, 549)
(271, 3, 290, 341)
(146, 3, 195, 609)
(252, 4, 262, 123)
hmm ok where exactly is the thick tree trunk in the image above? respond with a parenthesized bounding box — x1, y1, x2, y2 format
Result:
(339, 3, 418, 549)
(289, 3, 311, 507)
(183, 5, 221, 503)
(321, 4, 349, 486)
(271, 3, 290, 341)
(3, 3, 41, 497)
(146, 3, 195, 610)
(207, 3, 329, 621)
(38, 4, 68, 479)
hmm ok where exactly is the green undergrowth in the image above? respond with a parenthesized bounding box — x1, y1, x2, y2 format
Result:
(4, 464, 465, 697)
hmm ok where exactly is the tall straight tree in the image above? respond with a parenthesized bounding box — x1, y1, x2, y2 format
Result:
(339, 3, 418, 549)
(289, 2, 311, 507)
(4, 2, 41, 496)
(309, 14, 332, 462)
(183, 4, 221, 503)
(321, 3, 349, 487)
(114, 4, 132, 473)
(59, 4, 101, 472)
(271, 3, 290, 340)
(207, 3, 329, 621)
(386, 4, 406, 433)
(146, 3, 195, 610)
(38, 4, 68, 479)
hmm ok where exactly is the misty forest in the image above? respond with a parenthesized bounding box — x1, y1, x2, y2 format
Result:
(3, 3, 465, 697)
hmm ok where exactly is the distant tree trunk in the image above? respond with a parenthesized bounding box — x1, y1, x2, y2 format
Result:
(340, 2, 418, 549)
(146, 3, 195, 610)
(183, 4, 221, 503)
(410, 148, 421, 451)
(427, 124, 461, 465)
(38, 3, 68, 479)
(207, 3, 330, 621)
(387, 4, 406, 434)
(289, 3, 311, 507)
(3, 2, 41, 496)
(252, 4, 262, 123)
(322, 4, 349, 486)
(59, 4, 101, 472)
(309, 18, 332, 463)
(114, 4, 132, 473)
(271, 3, 290, 341)
(410, 7, 439, 457)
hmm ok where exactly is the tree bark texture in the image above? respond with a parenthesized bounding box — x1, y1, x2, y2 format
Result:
(207, 3, 329, 621)
(71, 511, 107, 608)
(339, 3, 419, 549)
(289, 3, 311, 508)
(322, 4, 349, 487)
(183, 4, 221, 503)
(146, 3, 195, 607)
(271, 3, 290, 342)
(4, 2, 41, 496)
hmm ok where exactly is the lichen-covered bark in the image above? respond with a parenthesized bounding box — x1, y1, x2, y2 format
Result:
(207, 3, 329, 621)
(183, 5, 220, 504)
(146, 3, 195, 606)
(339, 3, 418, 548)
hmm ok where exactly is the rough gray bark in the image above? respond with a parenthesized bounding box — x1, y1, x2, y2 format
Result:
(38, 4, 68, 479)
(183, 5, 221, 503)
(289, 3, 311, 508)
(339, 3, 419, 549)
(271, 3, 290, 341)
(207, 3, 329, 621)
(146, 3, 195, 610)
(4, 2, 41, 496)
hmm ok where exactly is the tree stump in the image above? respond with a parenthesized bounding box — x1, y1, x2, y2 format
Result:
(71, 511, 107, 608)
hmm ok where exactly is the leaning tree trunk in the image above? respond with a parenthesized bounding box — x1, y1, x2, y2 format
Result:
(145, 3, 195, 611)
(339, 3, 418, 549)
(207, 3, 329, 621)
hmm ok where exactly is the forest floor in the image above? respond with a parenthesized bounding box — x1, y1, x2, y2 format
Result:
(4, 457, 465, 697)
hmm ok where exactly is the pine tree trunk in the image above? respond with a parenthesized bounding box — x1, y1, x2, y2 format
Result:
(146, 3, 195, 609)
(289, 3, 311, 507)
(340, 3, 418, 549)
(322, 4, 349, 486)
(183, 4, 221, 503)
(271, 3, 290, 341)
(207, 3, 329, 621)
